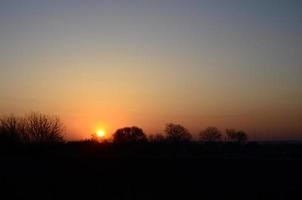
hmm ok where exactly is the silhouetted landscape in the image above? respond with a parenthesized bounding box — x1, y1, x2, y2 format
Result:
(1, 113, 302, 199)
(1, 1, 302, 199)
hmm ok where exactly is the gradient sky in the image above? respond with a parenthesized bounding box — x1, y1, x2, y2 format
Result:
(0, 0, 301, 140)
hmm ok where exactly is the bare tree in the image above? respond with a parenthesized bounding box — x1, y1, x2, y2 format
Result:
(0, 115, 27, 144)
(226, 129, 248, 144)
(1, 113, 65, 145)
(165, 123, 192, 142)
(25, 112, 64, 144)
(113, 126, 147, 143)
(199, 127, 222, 142)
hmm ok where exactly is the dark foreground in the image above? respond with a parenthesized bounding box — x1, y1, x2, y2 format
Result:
(1, 142, 302, 200)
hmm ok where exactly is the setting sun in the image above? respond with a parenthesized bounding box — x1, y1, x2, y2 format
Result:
(96, 129, 105, 138)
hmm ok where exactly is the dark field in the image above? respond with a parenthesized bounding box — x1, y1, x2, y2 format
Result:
(1, 142, 302, 200)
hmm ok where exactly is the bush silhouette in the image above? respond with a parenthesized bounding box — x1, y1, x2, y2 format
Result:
(165, 123, 192, 142)
(199, 127, 221, 142)
(113, 126, 147, 143)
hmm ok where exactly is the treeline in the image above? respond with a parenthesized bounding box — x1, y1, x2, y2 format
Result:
(0, 113, 248, 145)
(111, 124, 248, 144)
(3, 113, 302, 160)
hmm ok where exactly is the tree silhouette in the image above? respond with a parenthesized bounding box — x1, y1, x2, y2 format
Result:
(113, 126, 147, 143)
(226, 129, 248, 144)
(25, 113, 64, 144)
(0, 115, 27, 144)
(199, 127, 221, 142)
(165, 123, 192, 142)
(0, 113, 64, 144)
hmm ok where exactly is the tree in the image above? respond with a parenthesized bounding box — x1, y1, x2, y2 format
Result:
(0, 115, 27, 144)
(113, 126, 147, 143)
(0, 113, 65, 144)
(164, 123, 192, 142)
(226, 129, 248, 144)
(199, 127, 221, 142)
(25, 112, 65, 144)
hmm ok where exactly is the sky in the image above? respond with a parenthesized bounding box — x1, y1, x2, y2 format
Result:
(0, 0, 301, 140)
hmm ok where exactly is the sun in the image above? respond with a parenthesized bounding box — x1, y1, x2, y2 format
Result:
(96, 129, 105, 138)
